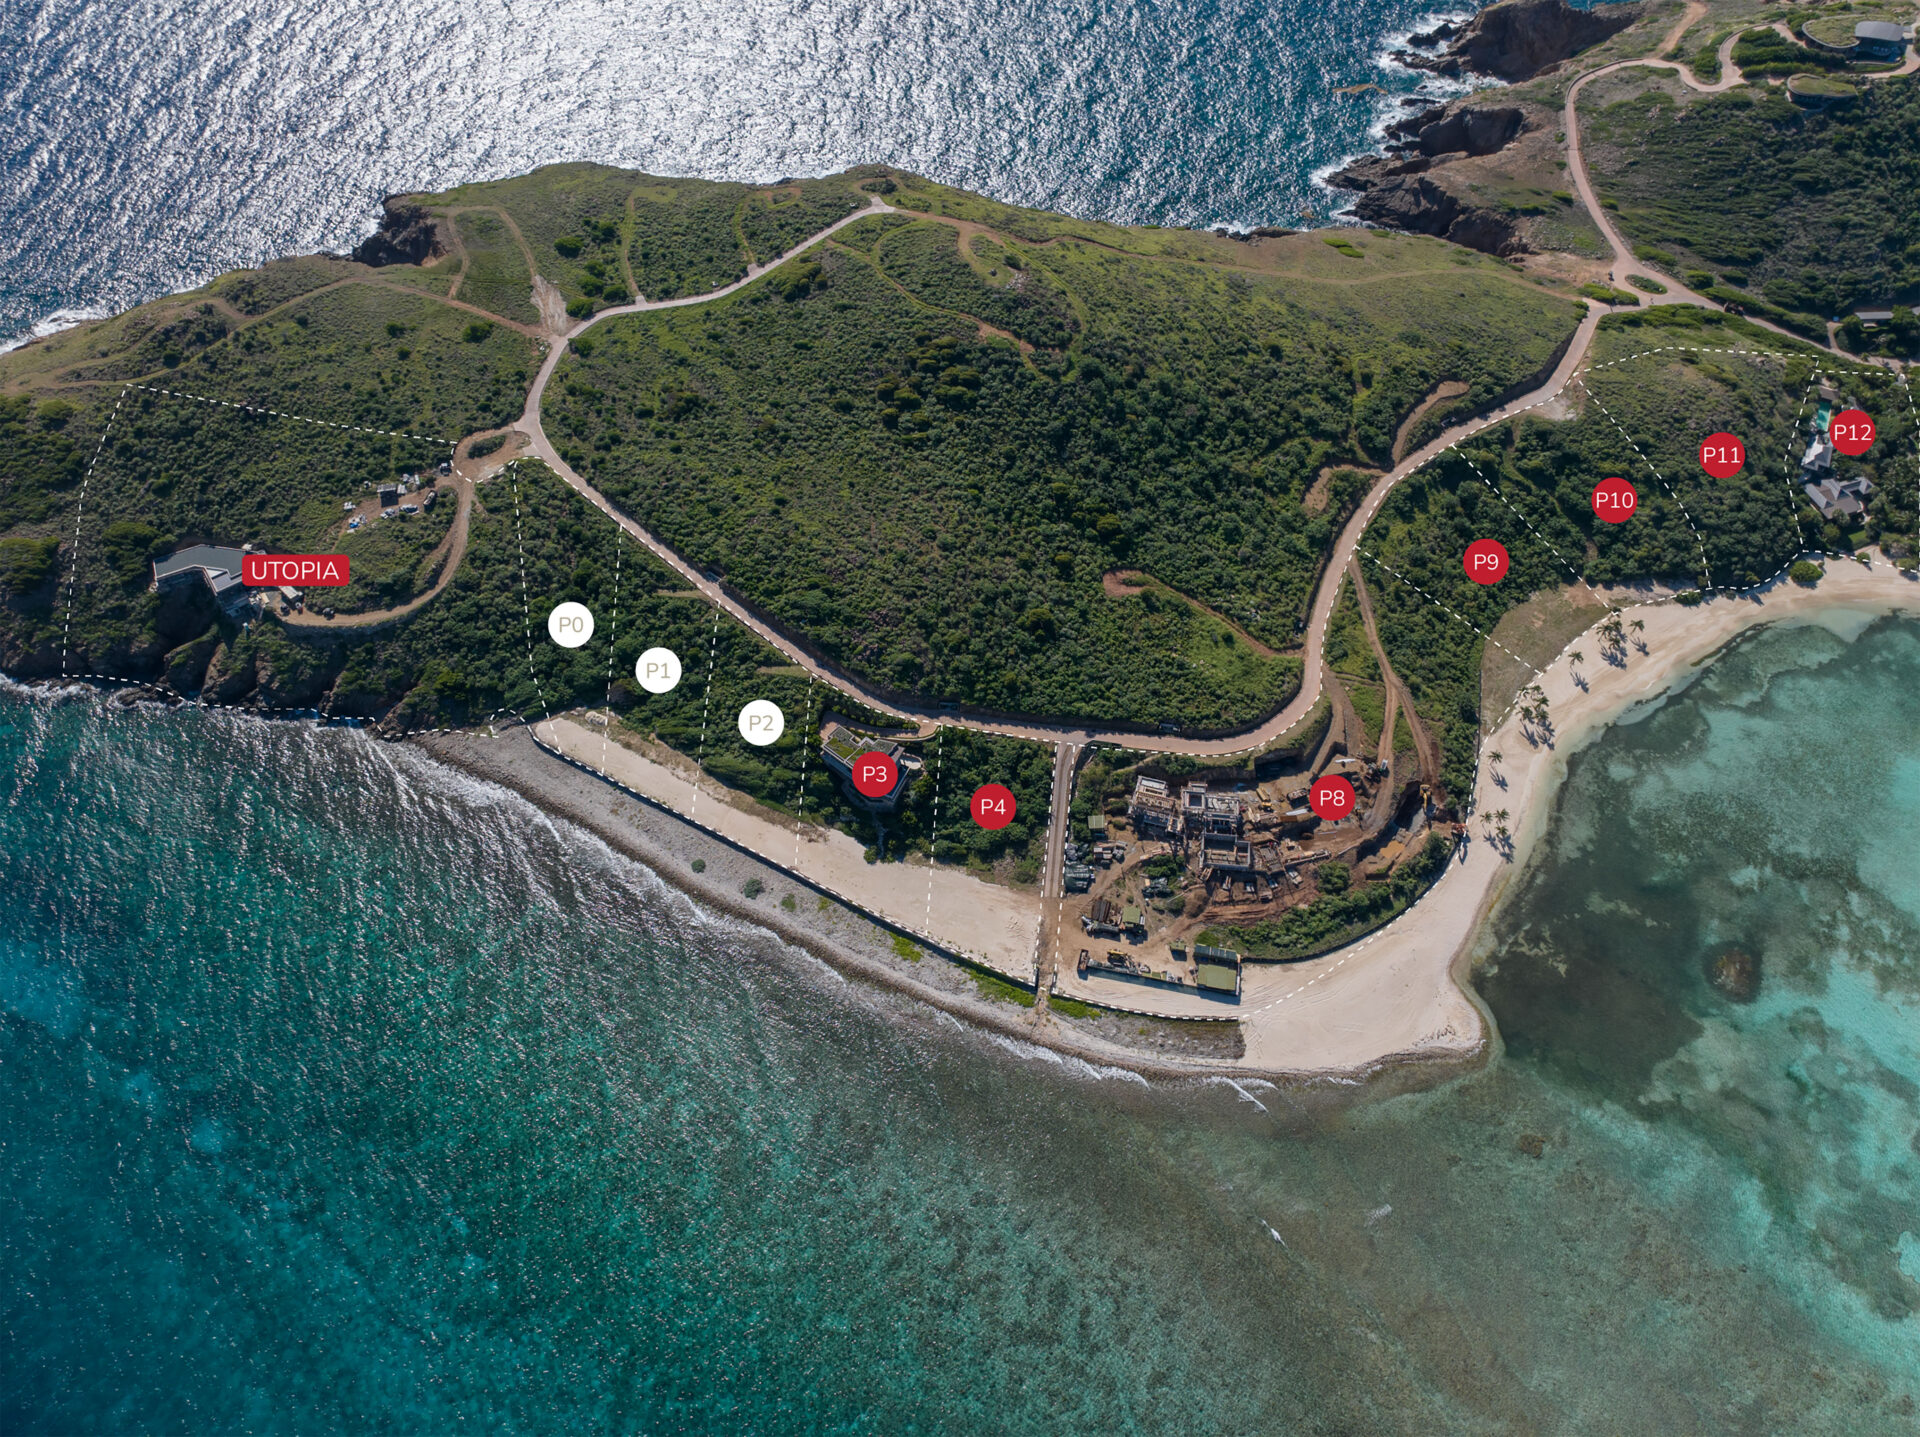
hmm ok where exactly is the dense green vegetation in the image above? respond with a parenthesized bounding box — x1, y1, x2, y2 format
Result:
(1359, 309, 1917, 797)
(544, 176, 1579, 727)
(1585, 77, 1920, 345)
(1322, 576, 1382, 683)
(16, 162, 1905, 930)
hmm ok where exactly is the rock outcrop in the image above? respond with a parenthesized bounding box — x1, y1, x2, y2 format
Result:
(1340, 174, 1529, 256)
(1325, 103, 1537, 256)
(1706, 947, 1761, 1002)
(1394, 0, 1641, 81)
(1389, 105, 1526, 158)
(351, 198, 444, 267)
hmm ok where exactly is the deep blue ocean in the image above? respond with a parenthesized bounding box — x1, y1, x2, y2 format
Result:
(6, 0, 1919, 1427)
(5, 617, 1919, 1432)
(0, 0, 1501, 346)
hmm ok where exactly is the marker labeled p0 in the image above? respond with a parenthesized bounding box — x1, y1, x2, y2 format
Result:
(547, 601, 595, 648)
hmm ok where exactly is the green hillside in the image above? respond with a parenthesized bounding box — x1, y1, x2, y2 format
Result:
(0, 162, 1584, 739)
(1584, 76, 1920, 352)
(543, 172, 1582, 727)
(1361, 308, 1918, 797)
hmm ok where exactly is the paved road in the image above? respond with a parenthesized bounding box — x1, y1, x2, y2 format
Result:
(1029, 737, 1085, 1003)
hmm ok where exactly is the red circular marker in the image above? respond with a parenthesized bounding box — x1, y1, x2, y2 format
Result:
(1829, 409, 1874, 457)
(1309, 776, 1356, 822)
(850, 751, 899, 799)
(1591, 476, 1638, 524)
(971, 783, 1016, 831)
(1699, 432, 1745, 479)
(1463, 538, 1509, 585)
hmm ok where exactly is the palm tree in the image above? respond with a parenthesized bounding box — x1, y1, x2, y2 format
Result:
(1569, 650, 1584, 669)
(1489, 750, 1503, 768)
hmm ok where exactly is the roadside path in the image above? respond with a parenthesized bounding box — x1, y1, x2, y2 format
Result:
(1347, 556, 1439, 787)
(1563, 18, 1918, 356)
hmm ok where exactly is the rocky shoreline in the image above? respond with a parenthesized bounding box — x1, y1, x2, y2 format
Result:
(1326, 0, 1643, 256)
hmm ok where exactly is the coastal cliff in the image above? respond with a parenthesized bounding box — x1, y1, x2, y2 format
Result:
(1329, 0, 1643, 256)
(1393, 0, 1642, 82)
(351, 198, 444, 266)
(1327, 103, 1545, 255)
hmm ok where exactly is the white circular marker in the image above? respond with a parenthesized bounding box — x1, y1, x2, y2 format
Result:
(737, 699, 785, 747)
(547, 601, 595, 649)
(634, 647, 682, 694)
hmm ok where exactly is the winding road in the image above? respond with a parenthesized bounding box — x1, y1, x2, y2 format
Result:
(477, 27, 1898, 901)
(509, 204, 1606, 772)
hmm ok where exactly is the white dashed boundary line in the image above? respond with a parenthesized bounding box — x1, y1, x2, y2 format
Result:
(688, 606, 722, 824)
(1775, 366, 1826, 558)
(1047, 742, 1081, 994)
(507, 462, 552, 722)
(793, 674, 817, 869)
(127, 383, 454, 445)
(599, 519, 624, 774)
(59, 386, 129, 676)
(924, 724, 944, 928)
(1457, 451, 1613, 610)
(1572, 374, 1715, 591)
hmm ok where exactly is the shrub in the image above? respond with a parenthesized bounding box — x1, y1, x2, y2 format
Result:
(1789, 559, 1824, 586)
(101, 521, 166, 582)
(0, 535, 60, 594)
(742, 877, 765, 899)
(555, 236, 584, 258)
(462, 321, 493, 343)
(690, 858, 706, 873)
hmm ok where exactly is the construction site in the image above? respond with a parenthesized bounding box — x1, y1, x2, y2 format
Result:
(1059, 561, 1462, 997)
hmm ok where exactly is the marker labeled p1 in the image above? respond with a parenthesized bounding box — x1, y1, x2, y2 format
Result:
(635, 647, 682, 694)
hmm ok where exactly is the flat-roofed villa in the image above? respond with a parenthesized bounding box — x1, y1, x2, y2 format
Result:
(152, 545, 255, 614)
(1853, 20, 1908, 61)
(818, 720, 919, 810)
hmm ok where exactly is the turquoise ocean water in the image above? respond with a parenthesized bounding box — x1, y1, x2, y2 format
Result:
(4, 614, 1918, 1432)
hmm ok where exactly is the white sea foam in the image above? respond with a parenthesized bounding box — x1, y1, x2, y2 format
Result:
(0, 305, 110, 354)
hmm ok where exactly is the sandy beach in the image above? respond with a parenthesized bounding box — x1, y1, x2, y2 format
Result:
(531, 714, 1042, 980)
(398, 561, 1917, 1084)
(413, 722, 1249, 1073)
(1052, 557, 1920, 1075)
